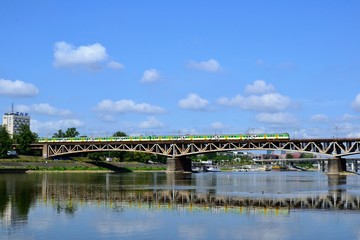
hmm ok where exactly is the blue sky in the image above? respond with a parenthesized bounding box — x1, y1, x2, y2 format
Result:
(0, 1, 359, 138)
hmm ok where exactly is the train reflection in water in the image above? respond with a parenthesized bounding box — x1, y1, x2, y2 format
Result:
(1, 172, 360, 229)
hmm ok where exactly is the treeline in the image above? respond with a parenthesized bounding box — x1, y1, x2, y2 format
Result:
(0, 125, 38, 158)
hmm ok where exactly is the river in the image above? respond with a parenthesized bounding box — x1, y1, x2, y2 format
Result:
(1, 171, 360, 240)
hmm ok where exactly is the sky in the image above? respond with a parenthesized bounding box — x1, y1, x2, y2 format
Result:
(0, 1, 360, 139)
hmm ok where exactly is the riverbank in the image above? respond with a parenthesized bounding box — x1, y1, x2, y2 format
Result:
(0, 157, 167, 172)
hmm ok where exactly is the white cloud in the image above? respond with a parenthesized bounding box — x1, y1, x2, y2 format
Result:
(31, 119, 84, 136)
(0, 79, 39, 97)
(310, 114, 329, 122)
(256, 112, 296, 124)
(32, 103, 72, 116)
(187, 59, 222, 72)
(53, 41, 108, 69)
(179, 93, 209, 111)
(12, 104, 31, 113)
(107, 61, 124, 70)
(94, 99, 165, 114)
(245, 80, 275, 95)
(139, 116, 164, 129)
(218, 93, 291, 112)
(140, 69, 160, 83)
(46, 119, 84, 129)
(352, 93, 360, 111)
(11, 103, 71, 116)
(218, 80, 292, 112)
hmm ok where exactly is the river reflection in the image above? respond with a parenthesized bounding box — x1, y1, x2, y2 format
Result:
(1, 171, 360, 239)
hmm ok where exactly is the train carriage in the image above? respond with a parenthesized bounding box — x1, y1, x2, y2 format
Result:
(37, 132, 290, 142)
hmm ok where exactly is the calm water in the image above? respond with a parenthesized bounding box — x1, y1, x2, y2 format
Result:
(1, 171, 360, 240)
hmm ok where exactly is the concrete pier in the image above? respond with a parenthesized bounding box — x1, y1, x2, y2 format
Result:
(167, 157, 192, 172)
(42, 143, 48, 158)
(327, 157, 346, 174)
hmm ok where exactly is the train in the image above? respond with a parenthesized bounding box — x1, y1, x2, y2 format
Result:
(37, 133, 290, 142)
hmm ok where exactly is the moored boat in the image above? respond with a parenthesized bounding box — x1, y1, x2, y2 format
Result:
(191, 167, 202, 173)
(205, 166, 221, 172)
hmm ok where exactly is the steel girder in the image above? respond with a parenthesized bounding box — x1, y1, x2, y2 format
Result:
(42, 138, 360, 158)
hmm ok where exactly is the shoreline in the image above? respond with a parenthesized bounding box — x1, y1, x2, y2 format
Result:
(0, 159, 167, 173)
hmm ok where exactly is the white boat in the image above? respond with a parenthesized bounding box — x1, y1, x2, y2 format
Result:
(205, 166, 221, 172)
(192, 167, 202, 173)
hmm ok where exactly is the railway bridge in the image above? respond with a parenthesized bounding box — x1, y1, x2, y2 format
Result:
(31, 137, 360, 174)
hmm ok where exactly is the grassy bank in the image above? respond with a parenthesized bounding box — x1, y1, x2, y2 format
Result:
(0, 156, 167, 172)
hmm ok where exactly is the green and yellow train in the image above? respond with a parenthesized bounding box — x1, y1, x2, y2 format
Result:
(38, 133, 290, 142)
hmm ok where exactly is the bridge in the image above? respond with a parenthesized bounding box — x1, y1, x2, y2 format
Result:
(30, 137, 360, 174)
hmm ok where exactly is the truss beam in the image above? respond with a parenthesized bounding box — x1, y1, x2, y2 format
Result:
(37, 138, 360, 158)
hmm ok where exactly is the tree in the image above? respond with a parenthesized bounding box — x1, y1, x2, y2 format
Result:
(65, 128, 79, 138)
(52, 128, 80, 138)
(113, 131, 127, 137)
(0, 126, 12, 158)
(124, 152, 150, 163)
(13, 124, 38, 155)
(53, 129, 66, 138)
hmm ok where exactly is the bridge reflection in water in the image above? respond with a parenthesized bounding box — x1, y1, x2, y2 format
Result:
(39, 173, 359, 212)
(1, 172, 360, 228)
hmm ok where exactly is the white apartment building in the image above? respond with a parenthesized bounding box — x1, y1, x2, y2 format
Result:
(2, 112, 30, 137)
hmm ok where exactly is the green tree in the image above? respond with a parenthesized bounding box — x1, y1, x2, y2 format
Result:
(65, 128, 80, 138)
(13, 124, 38, 155)
(52, 128, 80, 138)
(88, 152, 103, 161)
(113, 131, 127, 137)
(53, 129, 66, 138)
(0, 126, 12, 158)
(123, 152, 160, 163)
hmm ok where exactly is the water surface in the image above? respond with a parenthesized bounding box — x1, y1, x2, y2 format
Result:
(1, 171, 360, 239)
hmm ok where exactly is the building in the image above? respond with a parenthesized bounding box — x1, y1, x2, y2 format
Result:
(2, 112, 30, 137)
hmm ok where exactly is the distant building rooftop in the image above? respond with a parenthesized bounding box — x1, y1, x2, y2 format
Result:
(4, 112, 29, 116)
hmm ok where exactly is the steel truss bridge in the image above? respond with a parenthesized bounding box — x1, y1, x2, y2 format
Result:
(35, 137, 360, 173)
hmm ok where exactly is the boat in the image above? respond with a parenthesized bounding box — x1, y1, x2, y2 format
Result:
(205, 166, 221, 172)
(191, 167, 202, 173)
(271, 165, 288, 171)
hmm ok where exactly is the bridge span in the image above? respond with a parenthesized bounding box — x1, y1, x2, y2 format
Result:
(32, 137, 360, 174)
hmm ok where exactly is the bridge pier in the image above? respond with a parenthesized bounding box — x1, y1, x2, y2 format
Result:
(42, 144, 48, 158)
(327, 157, 346, 175)
(167, 157, 192, 172)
